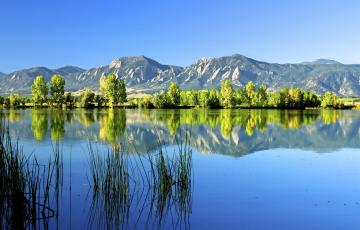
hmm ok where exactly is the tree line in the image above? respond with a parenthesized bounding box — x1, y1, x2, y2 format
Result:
(135, 80, 345, 109)
(0, 73, 127, 108)
(0, 75, 346, 109)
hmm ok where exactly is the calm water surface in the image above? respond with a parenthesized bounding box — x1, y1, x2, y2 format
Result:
(2, 108, 360, 229)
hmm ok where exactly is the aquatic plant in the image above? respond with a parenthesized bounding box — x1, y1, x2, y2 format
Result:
(0, 119, 63, 229)
(87, 130, 193, 229)
(87, 144, 131, 229)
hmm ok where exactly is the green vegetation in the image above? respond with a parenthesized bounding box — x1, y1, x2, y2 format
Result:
(152, 91, 171, 108)
(87, 133, 192, 228)
(134, 81, 346, 109)
(79, 88, 95, 108)
(321, 91, 345, 108)
(8, 94, 22, 107)
(0, 122, 63, 228)
(167, 82, 181, 106)
(0, 73, 129, 108)
(220, 80, 234, 108)
(64, 92, 76, 108)
(99, 73, 127, 107)
(31, 75, 48, 107)
(50, 74, 65, 106)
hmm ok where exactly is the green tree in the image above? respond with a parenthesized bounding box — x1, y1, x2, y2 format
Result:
(189, 90, 199, 106)
(180, 91, 188, 106)
(106, 74, 119, 107)
(207, 89, 220, 108)
(50, 74, 65, 106)
(245, 81, 256, 104)
(64, 92, 76, 108)
(181, 90, 199, 106)
(252, 84, 267, 107)
(288, 87, 304, 108)
(99, 74, 127, 107)
(198, 91, 209, 107)
(31, 75, 48, 106)
(233, 89, 249, 106)
(220, 80, 234, 108)
(321, 91, 343, 108)
(118, 79, 127, 103)
(3, 97, 10, 108)
(138, 96, 154, 108)
(303, 91, 320, 107)
(267, 92, 282, 107)
(152, 91, 170, 108)
(100, 75, 108, 99)
(167, 82, 181, 106)
(94, 95, 104, 107)
(79, 88, 95, 108)
(8, 94, 21, 107)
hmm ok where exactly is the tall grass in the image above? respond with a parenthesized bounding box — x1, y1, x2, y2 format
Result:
(87, 144, 131, 229)
(87, 130, 193, 229)
(0, 119, 63, 229)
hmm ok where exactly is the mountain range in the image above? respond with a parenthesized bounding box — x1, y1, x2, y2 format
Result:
(1, 54, 360, 96)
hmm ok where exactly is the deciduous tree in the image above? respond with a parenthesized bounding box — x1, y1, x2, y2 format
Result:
(220, 80, 234, 108)
(31, 75, 48, 106)
(50, 74, 65, 106)
(167, 82, 181, 106)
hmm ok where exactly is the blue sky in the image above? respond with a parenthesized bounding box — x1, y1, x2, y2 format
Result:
(1, 0, 360, 72)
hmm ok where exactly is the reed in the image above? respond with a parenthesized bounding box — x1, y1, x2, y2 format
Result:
(87, 130, 193, 229)
(87, 144, 131, 229)
(0, 119, 62, 229)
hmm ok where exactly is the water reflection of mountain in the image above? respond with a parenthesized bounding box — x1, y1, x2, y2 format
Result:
(2, 109, 360, 156)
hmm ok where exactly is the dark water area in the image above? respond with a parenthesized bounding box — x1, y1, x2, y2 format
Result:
(1, 108, 360, 229)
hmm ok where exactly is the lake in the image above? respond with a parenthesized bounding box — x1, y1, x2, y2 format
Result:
(1, 108, 360, 229)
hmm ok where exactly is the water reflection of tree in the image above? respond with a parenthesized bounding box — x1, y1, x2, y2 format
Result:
(143, 109, 326, 138)
(321, 109, 343, 125)
(99, 109, 127, 143)
(3, 108, 346, 147)
(220, 109, 232, 138)
(31, 109, 48, 141)
(50, 109, 66, 141)
(78, 109, 96, 127)
(7, 110, 21, 123)
(266, 110, 320, 129)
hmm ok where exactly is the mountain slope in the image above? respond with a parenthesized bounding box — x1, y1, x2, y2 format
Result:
(68, 56, 183, 92)
(1, 54, 360, 96)
(0, 66, 85, 94)
(177, 55, 360, 95)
